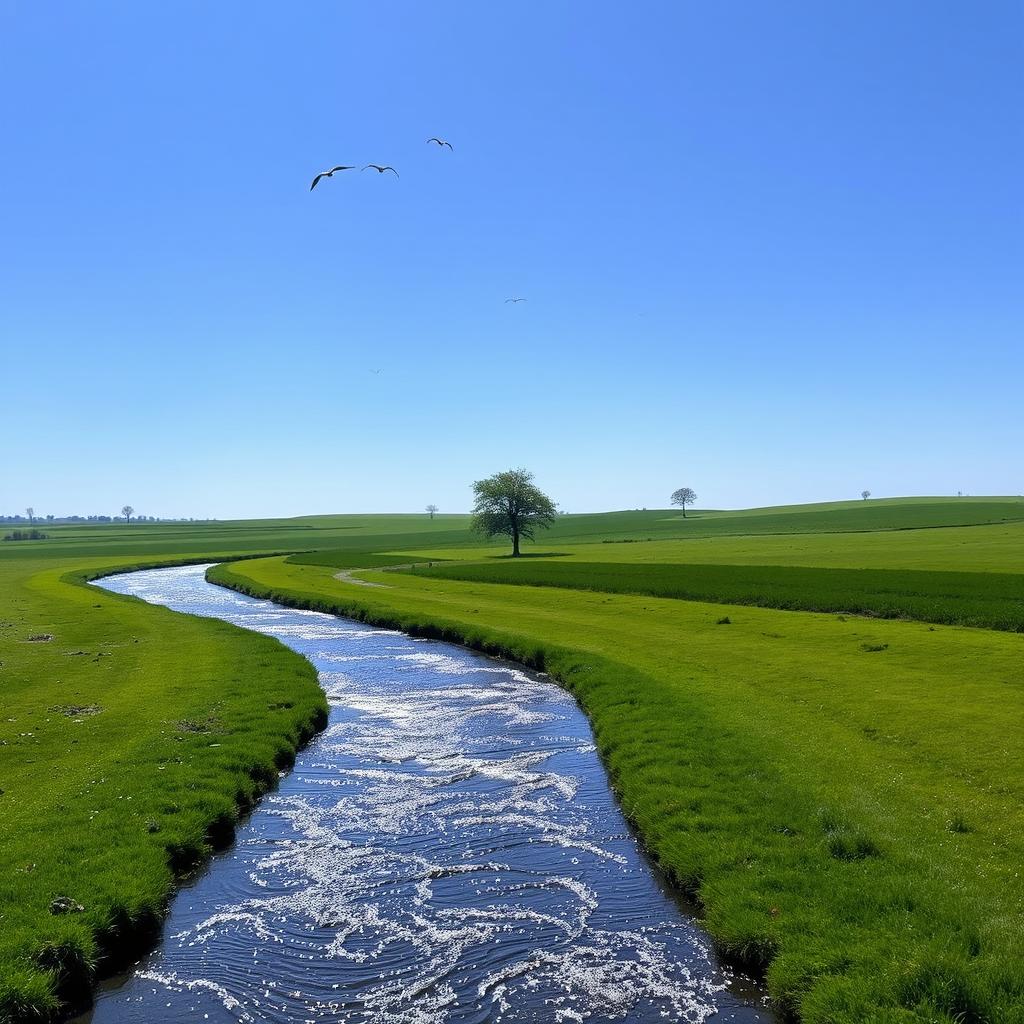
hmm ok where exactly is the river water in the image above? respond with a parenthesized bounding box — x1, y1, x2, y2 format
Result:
(84, 564, 772, 1024)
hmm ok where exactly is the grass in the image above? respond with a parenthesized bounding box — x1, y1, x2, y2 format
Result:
(0, 554, 329, 1022)
(3, 497, 1024, 1023)
(401, 520, 1024, 574)
(404, 560, 1024, 631)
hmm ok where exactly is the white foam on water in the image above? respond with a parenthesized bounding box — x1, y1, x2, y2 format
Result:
(134, 972, 252, 1020)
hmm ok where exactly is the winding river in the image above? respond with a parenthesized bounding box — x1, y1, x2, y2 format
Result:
(82, 564, 772, 1024)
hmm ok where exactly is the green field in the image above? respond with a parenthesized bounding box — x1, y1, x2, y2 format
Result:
(3, 498, 1024, 1023)
(404, 560, 1024, 631)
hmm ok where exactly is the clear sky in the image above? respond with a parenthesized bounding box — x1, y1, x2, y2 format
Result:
(1, 2, 1021, 518)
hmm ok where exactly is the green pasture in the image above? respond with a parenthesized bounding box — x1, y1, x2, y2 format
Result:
(393, 519, 1024, 573)
(405, 559, 1024, 631)
(3, 496, 1024, 1023)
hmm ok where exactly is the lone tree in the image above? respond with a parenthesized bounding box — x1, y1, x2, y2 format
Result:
(25, 507, 34, 524)
(471, 468, 556, 557)
(121, 505, 134, 523)
(426, 504, 439, 520)
(670, 487, 697, 518)
(861, 490, 871, 501)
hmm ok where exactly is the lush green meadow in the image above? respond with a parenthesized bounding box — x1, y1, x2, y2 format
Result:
(405, 559, 1024, 631)
(3, 498, 1024, 1023)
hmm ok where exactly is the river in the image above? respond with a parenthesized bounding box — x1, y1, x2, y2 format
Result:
(81, 564, 773, 1024)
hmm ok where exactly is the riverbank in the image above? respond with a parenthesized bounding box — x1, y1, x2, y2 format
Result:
(0, 557, 327, 1023)
(208, 554, 1024, 1024)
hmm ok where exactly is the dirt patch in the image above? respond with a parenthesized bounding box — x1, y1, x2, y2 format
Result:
(177, 715, 221, 734)
(333, 564, 418, 589)
(25, 633, 54, 643)
(50, 704, 103, 718)
(334, 569, 390, 588)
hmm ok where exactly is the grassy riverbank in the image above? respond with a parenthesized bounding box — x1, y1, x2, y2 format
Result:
(3, 499, 1023, 1022)
(0, 558, 328, 1021)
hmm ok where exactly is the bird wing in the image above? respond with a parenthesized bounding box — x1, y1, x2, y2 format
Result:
(383, 166, 399, 177)
(427, 138, 441, 144)
(442, 141, 453, 150)
(329, 165, 353, 173)
(310, 173, 324, 191)
(361, 165, 377, 171)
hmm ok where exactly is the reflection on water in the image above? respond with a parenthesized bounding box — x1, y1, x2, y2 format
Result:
(84, 564, 772, 1023)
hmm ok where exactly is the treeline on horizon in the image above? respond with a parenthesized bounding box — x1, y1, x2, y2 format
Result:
(0, 514, 215, 524)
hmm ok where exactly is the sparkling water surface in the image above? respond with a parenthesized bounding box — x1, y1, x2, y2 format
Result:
(82, 564, 772, 1024)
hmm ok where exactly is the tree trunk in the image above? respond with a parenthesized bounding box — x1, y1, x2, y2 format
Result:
(681, 506, 686, 518)
(512, 527, 520, 557)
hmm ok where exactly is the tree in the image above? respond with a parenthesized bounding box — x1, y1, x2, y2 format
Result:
(426, 504, 439, 520)
(121, 505, 134, 523)
(25, 507, 34, 524)
(861, 490, 871, 501)
(471, 467, 556, 557)
(670, 487, 697, 518)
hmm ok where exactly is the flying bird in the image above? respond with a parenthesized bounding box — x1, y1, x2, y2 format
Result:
(309, 165, 355, 190)
(362, 164, 399, 177)
(505, 297, 527, 303)
(369, 368, 384, 375)
(427, 138, 453, 150)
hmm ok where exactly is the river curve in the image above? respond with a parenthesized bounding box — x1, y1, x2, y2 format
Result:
(81, 564, 772, 1024)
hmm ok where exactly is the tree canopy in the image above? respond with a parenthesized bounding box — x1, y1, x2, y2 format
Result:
(471, 468, 556, 557)
(670, 487, 697, 518)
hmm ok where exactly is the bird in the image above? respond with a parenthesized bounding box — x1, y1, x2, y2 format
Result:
(427, 138, 453, 150)
(362, 164, 399, 177)
(369, 368, 383, 375)
(309, 165, 355, 190)
(505, 297, 527, 303)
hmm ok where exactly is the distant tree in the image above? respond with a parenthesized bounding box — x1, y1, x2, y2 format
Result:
(121, 505, 134, 523)
(426, 504, 439, 520)
(471, 468, 556, 557)
(25, 507, 34, 524)
(670, 487, 697, 518)
(861, 490, 871, 501)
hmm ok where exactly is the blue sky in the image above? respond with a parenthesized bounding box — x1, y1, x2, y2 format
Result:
(1, 1, 1021, 518)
